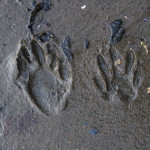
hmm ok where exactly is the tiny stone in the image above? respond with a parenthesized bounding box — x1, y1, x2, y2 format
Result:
(83, 122, 88, 125)
(89, 129, 98, 135)
(84, 39, 89, 49)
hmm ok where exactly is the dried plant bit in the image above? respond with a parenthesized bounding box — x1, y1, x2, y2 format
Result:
(147, 87, 150, 94)
(31, 40, 45, 66)
(114, 59, 122, 66)
(140, 39, 149, 54)
(125, 50, 135, 74)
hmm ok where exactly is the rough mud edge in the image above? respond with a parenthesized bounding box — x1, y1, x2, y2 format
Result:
(27, 0, 51, 36)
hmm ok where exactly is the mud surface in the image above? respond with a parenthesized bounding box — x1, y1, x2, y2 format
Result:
(0, 0, 150, 149)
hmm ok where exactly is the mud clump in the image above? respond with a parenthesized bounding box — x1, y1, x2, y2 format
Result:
(110, 19, 125, 44)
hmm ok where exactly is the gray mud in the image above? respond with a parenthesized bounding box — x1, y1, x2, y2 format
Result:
(0, 0, 150, 149)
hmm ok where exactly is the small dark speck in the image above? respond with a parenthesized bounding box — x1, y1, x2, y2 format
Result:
(45, 22, 51, 27)
(84, 39, 89, 49)
(27, 8, 32, 12)
(83, 122, 88, 125)
(3, 43, 6, 46)
(144, 19, 147, 22)
(51, 92, 56, 96)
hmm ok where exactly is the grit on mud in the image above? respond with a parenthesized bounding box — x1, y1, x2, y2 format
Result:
(0, 0, 150, 149)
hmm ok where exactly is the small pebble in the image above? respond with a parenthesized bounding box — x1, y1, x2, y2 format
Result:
(144, 19, 147, 22)
(89, 129, 98, 135)
(83, 122, 88, 125)
(84, 39, 89, 49)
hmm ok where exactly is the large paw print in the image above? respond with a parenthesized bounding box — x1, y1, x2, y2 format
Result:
(94, 48, 143, 103)
(16, 33, 72, 115)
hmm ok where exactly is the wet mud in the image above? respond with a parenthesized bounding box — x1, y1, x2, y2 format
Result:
(0, 0, 150, 149)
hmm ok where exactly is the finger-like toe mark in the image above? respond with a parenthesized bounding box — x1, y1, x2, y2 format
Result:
(97, 54, 111, 90)
(31, 40, 45, 66)
(59, 61, 70, 81)
(17, 55, 29, 80)
(61, 36, 74, 61)
(20, 46, 31, 63)
(94, 77, 106, 93)
(133, 62, 142, 87)
(125, 50, 135, 75)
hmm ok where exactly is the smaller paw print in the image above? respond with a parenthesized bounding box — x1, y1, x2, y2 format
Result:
(94, 48, 143, 103)
(16, 33, 72, 115)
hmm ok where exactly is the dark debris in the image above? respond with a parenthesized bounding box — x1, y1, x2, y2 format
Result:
(110, 19, 125, 44)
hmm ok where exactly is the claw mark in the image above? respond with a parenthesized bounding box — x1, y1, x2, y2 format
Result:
(97, 54, 110, 90)
(47, 43, 57, 71)
(31, 40, 45, 66)
(59, 61, 70, 81)
(125, 50, 135, 74)
(133, 61, 142, 87)
(17, 54, 29, 80)
(109, 48, 118, 63)
(94, 77, 106, 93)
(61, 36, 74, 61)
(20, 46, 31, 63)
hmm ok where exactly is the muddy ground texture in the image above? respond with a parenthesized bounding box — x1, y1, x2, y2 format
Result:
(0, 0, 150, 149)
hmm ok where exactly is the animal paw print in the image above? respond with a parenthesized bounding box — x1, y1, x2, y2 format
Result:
(94, 48, 143, 103)
(16, 33, 72, 115)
